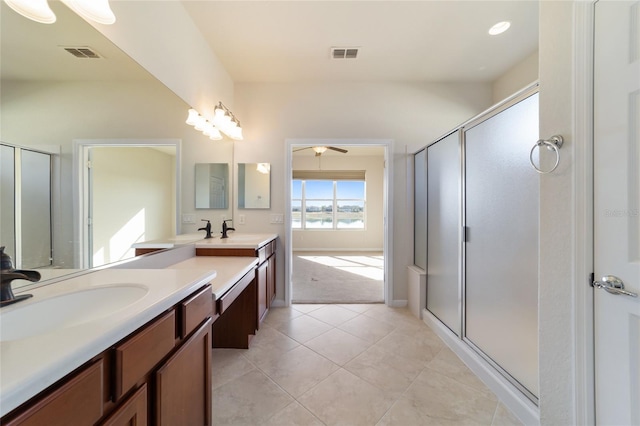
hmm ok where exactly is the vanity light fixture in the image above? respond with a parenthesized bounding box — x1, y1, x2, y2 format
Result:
(3, 0, 57, 24)
(60, 0, 116, 25)
(488, 21, 511, 36)
(4, 0, 116, 24)
(185, 108, 223, 140)
(256, 163, 270, 174)
(212, 102, 244, 140)
(185, 108, 199, 126)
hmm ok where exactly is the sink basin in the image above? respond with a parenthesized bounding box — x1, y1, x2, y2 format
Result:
(0, 285, 148, 342)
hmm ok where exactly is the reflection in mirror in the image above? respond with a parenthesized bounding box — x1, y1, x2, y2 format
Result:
(1, 1, 234, 290)
(0, 144, 53, 270)
(195, 163, 229, 209)
(238, 163, 271, 209)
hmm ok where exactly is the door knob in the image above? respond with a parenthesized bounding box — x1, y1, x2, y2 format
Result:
(594, 275, 638, 298)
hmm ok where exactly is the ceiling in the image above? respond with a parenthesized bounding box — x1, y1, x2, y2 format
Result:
(1, 1, 539, 86)
(182, 0, 539, 84)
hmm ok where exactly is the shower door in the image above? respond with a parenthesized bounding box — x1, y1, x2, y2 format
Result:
(464, 92, 539, 400)
(427, 131, 461, 335)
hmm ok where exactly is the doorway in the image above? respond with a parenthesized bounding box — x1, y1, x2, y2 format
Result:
(285, 139, 393, 306)
(73, 139, 181, 269)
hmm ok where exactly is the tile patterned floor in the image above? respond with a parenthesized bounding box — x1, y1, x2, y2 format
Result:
(212, 304, 523, 426)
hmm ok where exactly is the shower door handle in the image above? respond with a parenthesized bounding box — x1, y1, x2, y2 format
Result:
(594, 275, 638, 297)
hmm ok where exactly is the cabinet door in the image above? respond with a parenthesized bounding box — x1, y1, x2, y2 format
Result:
(101, 384, 147, 426)
(267, 253, 276, 306)
(257, 261, 268, 322)
(155, 318, 212, 426)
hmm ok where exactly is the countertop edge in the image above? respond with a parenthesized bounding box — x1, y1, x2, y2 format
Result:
(0, 269, 216, 418)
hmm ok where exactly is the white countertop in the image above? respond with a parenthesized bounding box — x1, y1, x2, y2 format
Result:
(0, 267, 216, 417)
(195, 233, 278, 249)
(168, 256, 258, 299)
(131, 232, 277, 250)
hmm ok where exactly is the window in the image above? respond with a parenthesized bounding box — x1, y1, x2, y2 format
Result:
(292, 178, 365, 230)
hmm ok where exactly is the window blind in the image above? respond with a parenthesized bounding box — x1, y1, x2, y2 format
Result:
(292, 170, 366, 180)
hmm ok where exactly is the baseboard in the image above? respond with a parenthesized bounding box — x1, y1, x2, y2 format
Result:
(422, 309, 540, 426)
(271, 299, 286, 308)
(390, 299, 408, 308)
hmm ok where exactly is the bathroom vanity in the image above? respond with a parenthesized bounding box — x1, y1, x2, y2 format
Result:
(0, 269, 216, 425)
(0, 233, 280, 424)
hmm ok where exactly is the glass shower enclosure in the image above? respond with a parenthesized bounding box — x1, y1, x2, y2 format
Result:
(417, 88, 540, 403)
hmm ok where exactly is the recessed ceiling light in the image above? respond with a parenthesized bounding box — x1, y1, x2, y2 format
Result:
(488, 21, 511, 36)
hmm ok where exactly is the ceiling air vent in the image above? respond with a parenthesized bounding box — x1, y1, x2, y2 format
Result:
(62, 46, 102, 59)
(331, 47, 359, 59)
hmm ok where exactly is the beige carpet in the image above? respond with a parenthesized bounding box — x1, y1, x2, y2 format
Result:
(292, 252, 384, 303)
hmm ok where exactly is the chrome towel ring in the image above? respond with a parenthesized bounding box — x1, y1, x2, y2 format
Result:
(530, 135, 564, 174)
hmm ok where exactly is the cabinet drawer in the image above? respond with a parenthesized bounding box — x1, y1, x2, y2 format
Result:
(114, 310, 175, 400)
(180, 284, 213, 338)
(216, 269, 254, 315)
(3, 360, 103, 426)
(100, 384, 147, 426)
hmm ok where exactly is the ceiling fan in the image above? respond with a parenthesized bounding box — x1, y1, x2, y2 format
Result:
(293, 146, 348, 156)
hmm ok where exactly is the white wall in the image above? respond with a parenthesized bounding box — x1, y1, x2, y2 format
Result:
(492, 51, 539, 104)
(234, 81, 493, 303)
(90, 1, 234, 117)
(291, 154, 384, 251)
(538, 1, 586, 423)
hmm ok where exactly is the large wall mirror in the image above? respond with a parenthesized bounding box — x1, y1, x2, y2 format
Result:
(0, 2, 233, 288)
(238, 163, 271, 209)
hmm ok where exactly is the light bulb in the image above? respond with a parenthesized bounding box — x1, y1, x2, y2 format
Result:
(61, 0, 115, 24)
(488, 21, 511, 36)
(185, 108, 199, 126)
(4, 0, 56, 24)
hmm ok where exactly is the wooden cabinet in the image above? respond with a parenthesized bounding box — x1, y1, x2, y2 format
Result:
(257, 261, 268, 322)
(1, 284, 213, 426)
(101, 384, 147, 426)
(196, 236, 278, 330)
(212, 269, 257, 349)
(2, 360, 104, 426)
(156, 319, 212, 426)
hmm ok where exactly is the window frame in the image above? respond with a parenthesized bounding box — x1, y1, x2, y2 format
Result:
(292, 179, 366, 230)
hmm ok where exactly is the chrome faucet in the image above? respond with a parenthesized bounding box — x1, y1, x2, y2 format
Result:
(198, 220, 213, 239)
(221, 219, 235, 239)
(1, 246, 40, 307)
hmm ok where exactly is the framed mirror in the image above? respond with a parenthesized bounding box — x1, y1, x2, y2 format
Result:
(238, 163, 271, 209)
(195, 163, 229, 209)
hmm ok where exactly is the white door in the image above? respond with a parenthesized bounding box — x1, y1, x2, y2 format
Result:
(594, 1, 640, 424)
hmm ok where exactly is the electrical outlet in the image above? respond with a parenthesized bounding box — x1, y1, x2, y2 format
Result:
(239, 215, 246, 225)
(270, 214, 284, 224)
(182, 214, 195, 224)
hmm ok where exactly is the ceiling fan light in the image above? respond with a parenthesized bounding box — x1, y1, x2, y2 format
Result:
(4, 0, 56, 24)
(312, 146, 328, 155)
(61, 0, 115, 25)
